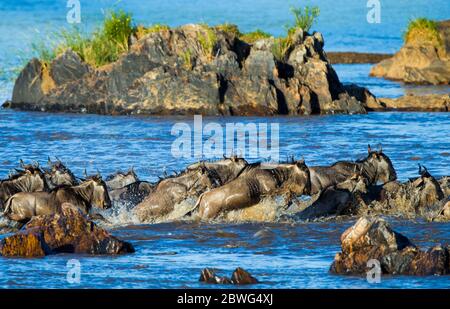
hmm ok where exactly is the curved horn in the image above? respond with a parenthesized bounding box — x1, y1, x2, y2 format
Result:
(47, 156, 52, 166)
(367, 144, 372, 154)
(19, 159, 25, 168)
(418, 163, 422, 174)
(84, 168, 88, 177)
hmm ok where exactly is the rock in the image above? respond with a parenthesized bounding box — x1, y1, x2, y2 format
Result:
(199, 267, 258, 285)
(330, 217, 450, 275)
(7, 24, 366, 116)
(0, 203, 134, 257)
(49, 49, 90, 85)
(327, 52, 392, 64)
(343, 84, 385, 111)
(199, 268, 232, 284)
(11, 58, 55, 106)
(378, 94, 449, 112)
(0, 230, 46, 257)
(231, 267, 259, 284)
(370, 20, 450, 84)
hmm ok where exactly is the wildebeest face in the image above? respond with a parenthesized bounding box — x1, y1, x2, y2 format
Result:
(289, 160, 311, 196)
(47, 162, 77, 188)
(339, 172, 368, 194)
(190, 167, 216, 194)
(367, 145, 397, 183)
(91, 177, 112, 209)
(105, 169, 138, 190)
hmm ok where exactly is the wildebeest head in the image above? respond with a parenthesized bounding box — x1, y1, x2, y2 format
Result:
(284, 159, 311, 196)
(187, 155, 248, 184)
(83, 174, 112, 209)
(337, 166, 368, 194)
(105, 168, 139, 190)
(409, 164, 445, 211)
(366, 145, 397, 183)
(45, 157, 78, 189)
(9, 160, 48, 191)
(188, 166, 218, 194)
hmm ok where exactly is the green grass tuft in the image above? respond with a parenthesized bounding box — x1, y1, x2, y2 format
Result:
(215, 23, 242, 37)
(32, 10, 134, 67)
(198, 25, 217, 59)
(403, 18, 441, 46)
(287, 5, 320, 34)
(239, 29, 272, 44)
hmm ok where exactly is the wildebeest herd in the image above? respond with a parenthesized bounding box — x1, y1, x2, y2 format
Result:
(0, 145, 449, 228)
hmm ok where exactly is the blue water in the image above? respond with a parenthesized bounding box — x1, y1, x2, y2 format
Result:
(0, 109, 450, 288)
(0, 1, 450, 289)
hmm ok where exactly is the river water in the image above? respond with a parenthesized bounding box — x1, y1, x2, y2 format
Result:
(0, 0, 449, 289)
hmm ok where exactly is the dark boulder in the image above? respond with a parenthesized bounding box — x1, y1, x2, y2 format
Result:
(231, 267, 259, 284)
(7, 24, 367, 116)
(199, 267, 258, 285)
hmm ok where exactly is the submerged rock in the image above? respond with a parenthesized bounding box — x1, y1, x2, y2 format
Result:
(370, 20, 450, 84)
(330, 217, 450, 276)
(0, 203, 134, 257)
(6, 24, 366, 116)
(231, 267, 259, 284)
(199, 267, 258, 285)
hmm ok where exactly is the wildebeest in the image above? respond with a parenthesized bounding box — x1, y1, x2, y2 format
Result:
(186, 155, 248, 185)
(105, 168, 139, 191)
(44, 157, 78, 189)
(295, 168, 369, 220)
(109, 180, 155, 207)
(309, 145, 397, 195)
(0, 162, 48, 210)
(192, 159, 311, 220)
(133, 165, 220, 222)
(3, 175, 111, 222)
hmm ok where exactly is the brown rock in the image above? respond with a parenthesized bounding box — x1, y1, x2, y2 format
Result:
(330, 217, 450, 276)
(370, 20, 450, 85)
(327, 52, 392, 64)
(0, 203, 134, 257)
(0, 230, 46, 257)
(378, 94, 449, 112)
(231, 267, 259, 284)
(199, 268, 232, 284)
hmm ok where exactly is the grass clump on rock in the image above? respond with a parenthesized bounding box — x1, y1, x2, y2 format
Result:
(272, 5, 320, 61)
(403, 18, 441, 46)
(198, 24, 218, 59)
(33, 10, 134, 67)
(134, 23, 170, 40)
(240, 29, 271, 44)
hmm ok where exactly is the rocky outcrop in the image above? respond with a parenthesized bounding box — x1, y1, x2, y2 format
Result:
(370, 20, 450, 84)
(378, 94, 450, 112)
(330, 217, 450, 275)
(0, 203, 134, 257)
(5, 25, 367, 116)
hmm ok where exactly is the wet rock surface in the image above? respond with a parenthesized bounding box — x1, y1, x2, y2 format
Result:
(199, 267, 258, 285)
(330, 217, 450, 275)
(370, 20, 450, 84)
(5, 25, 367, 116)
(0, 203, 134, 257)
